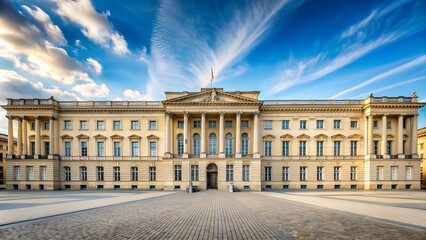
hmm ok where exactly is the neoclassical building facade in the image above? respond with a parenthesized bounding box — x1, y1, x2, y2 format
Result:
(2, 88, 424, 190)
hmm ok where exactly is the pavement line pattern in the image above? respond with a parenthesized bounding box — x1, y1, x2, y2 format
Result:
(257, 191, 426, 229)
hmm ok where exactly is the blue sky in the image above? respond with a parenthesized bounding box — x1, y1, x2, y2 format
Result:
(0, 0, 425, 133)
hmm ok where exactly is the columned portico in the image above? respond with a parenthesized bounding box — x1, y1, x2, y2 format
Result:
(164, 112, 171, 157)
(35, 116, 41, 158)
(253, 111, 259, 158)
(367, 115, 373, 155)
(17, 117, 22, 156)
(7, 116, 14, 157)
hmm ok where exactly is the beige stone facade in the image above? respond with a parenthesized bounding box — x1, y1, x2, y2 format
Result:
(1, 88, 424, 190)
(418, 128, 426, 188)
(0, 133, 16, 187)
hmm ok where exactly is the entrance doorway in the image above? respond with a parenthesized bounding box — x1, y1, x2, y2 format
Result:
(206, 163, 218, 189)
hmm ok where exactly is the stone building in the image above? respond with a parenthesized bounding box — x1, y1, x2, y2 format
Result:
(1, 88, 424, 190)
(0, 133, 16, 187)
(418, 127, 426, 188)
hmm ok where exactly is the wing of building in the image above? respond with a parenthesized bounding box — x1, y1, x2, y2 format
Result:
(1, 88, 425, 190)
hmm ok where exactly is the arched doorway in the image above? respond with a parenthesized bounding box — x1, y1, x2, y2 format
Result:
(206, 163, 218, 189)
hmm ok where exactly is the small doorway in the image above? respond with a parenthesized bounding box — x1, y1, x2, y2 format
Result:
(206, 163, 218, 189)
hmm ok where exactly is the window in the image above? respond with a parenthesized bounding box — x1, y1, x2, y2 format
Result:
(317, 141, 324, 156)
(386, 120, 392, 129)
(80, 166, 87, 181)
(373, 141, 379, 155)
(391, 166, 398, 180)
(334, 167, 341, 180)
(113, 142, 121, 157)
(300, 120, 307, 129)
(225, 133, 233, 156)
(64, 141, 71, 157)
(113, 167, 120, 181)
(373, 120, 378, 128)
(282, 167, 289, 181)
(242, 165, 250, 181)
(226, 165, 234, 181)
(403, 119, 406, 129)
(27, 166, 34, 181)
(81, 141, 88, 157)
(30, 122, 35, 130)
(282, 141, 290, 156)
(97, 166, 104, 181)
(113, 120, 121, 130)
(317, 167, 323, 180)
(225, 120, 233, 128)
(403, 140, 406, 154)
(351, 141, 357, 156)
(64, 120, 72, 130)
(97, 142, 105, 157)
(376, 166, 383, 180)
(31, 142, 35, 155)
(150, 142, 157, 156)
(96, 120, 105, 130)
(316, 120, 324, 129)
(177, 134, 184, 155)
(149, 167, 156, 181)
(14, 166, 20, 180)
(350, 121, 358, 128)
(241, 133, 249, 155)
(174, 165, 182, 181)
(177, 121, 184, 128)
(209, 133, 217, 154)
(264, 141, 272, 156)
(406, 166, 412, 180)
(193, 134, 201, 155)
(264, 167, 272, 181)
(64, 167, 71, 181)
(131, 120, 139, 130)
(350, 167, 357, 180)
(300, 167, 307, 181)
(387, 141, 392, 155)
(333, 141, 341, 156)
(333, 120, 341, 129)
(208, 121, 216, 128)
(241, 120, 249, 128)
(191, 165, 199, 181)
(44, 122, 50, 130)
(40, 166, 47, 181)
(193, 120, 201, 128)
(149, 120, 157, 130)
(80, 120, 88, 130)
(282, 120, 290, 129)
(299, 141, 307, 156)
(264, 120, 272, 130)
(131, 142, 139, 157)
(44, 142, 50, 155)
(131, 167, 138, 181)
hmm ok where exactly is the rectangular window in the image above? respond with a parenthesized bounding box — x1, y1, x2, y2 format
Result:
(264, 120, 272, 130)
(242, 165, 250, 181)
(403, 119, 406, 129)
(333, 120, 341, 129)
(403, 140, 406, 154)
(351, 141, 358, 156)
(113, 120, 121, 130)
(96, 120, 105, 130)
(31, 142, 35, 155)
(264, 167, 272, 181)
(44, 122, 50, 130)
(406, 166, 412, 180)
(177, 121, 184, 128)
(225, 120, 232, 128)
(97, 166, 104, 181)
(386, 120, 392, 129)
(208, 121, 216, 128)
(14, 166, 21, 180)
(113, 142, 121, 157)
(376, 166, 383, 180)
(131, 142, 139, 157)
(317, 141, 324, 156)
(64, 141, 71, 157)
(300, 120, 307, 129)
(80, 142, 88, 157)
(113, 167, 120, 181)
(131, 167, 138, 181)
(282, 167, 289, 181)
(149, 120, 157, 130)
(334, 167, 341, 180)
(299, 141, 307, 156)
(282, 141, 290, 156)
(150, 142, 157, 156)
(334, 141, 341, 156)
(317, 167, 323, 181)
(282, 120, 290, 129)
(191, 165, 199, 181)
(174, 165, 182, 181)
(391, 166, 398, 180)
(131, 120, 139, 130)
(373, 120, 378, 128)
(373, 141, 379, 155)
(264, 141, 272, 157)
(350, 121, 358, 128)
(80, 166, 87, 181)
(97, 142, 105, 157)
(64, 120, 72, 130)
(387, 141, 392, 155)
(241, 120, 249, 128)
(241, 137, 249, 156)
(64, 167, 71, 181)
(194, 120, 201, 128)
(350, 167, 357, 180)
(30, 122, 35, 130)
(226, 165, 234, 181)
(149, 167, 156, 181)
(44, 142, 50, 155)
(300, 167, 307, 181)
(316, 120, 324, 129)
(40, 166, 47, 181)
(80, 120, 88, 130)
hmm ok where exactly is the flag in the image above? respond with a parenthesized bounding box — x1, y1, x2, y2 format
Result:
(211, 68, 214, 81)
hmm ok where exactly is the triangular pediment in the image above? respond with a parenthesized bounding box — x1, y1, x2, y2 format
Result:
(262, 134, 276, 139)
(163, 89, 260, 105)
(314, 134, 328, 139)
(128, 134, 142, 139)
(76, 134, 89, 139)
(280, 134, 293, 139)
(348, 134, 363, 139)
(94, 134, 107, 139)
(331, 134, 346, 139)
(110, 134, 123, 139)
(60, 134, 73, 140)
(147, 134, 159, 139)
(297, 133, 310, 139)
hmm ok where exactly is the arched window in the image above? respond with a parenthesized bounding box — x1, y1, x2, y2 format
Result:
(225, 133, 233, 156)
(193, 133, 200, 155)
(241, 133, 249, 156)
(209, 133, 216, 154)
(177, 134, 184, 155)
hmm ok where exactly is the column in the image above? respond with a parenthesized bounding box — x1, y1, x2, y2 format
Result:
(367, 115, 373, 155)
(397, 115, 404, 155)
(411, 115, 418, 155)
(17, 117, 22, 156)
(200, 112, 206, 158)
(363, 116, 368, 156)
(253, 111, 259, 157)
(381, 115, 387, 156)
(54, 118, 59, 155)
(164, 112, 171, 155)
(49, 116, 55, 156)
(219, 112, 225, 158)
(235, 112, 241, 158)
(7, 116, 14, 156)
(35, 116, 41, 156)
(183, 112, 189, 157)
(22, 117, 28, 155)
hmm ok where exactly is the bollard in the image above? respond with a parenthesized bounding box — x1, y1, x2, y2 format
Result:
(229, 183, 233, 192)
(189, 182, 193, 193)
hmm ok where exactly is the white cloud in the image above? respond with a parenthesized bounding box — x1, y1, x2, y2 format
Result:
(22, 5, 67, 45)
(72, 81, 110, 98)
(123, 89, 147, 100)
(86, 58, 102, 75)
(54, 0, 130, 55)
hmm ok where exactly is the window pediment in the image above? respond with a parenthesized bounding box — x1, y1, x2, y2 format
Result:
(128, 134, 142, 140)
(147, 134, 159, 139)
(314, 134, 328, 139)
(262, 134, 276, 139)
(297, 133, 310, 139)
(94, 134, 107, 139)
(331, 134, 346, 139)
(110, 134, 123, 139)
(280, 134, 293, 139)
(76, 134, 89, 139)
(60, 134, 73, 140)
(373, 133, 381, 138)
(348, 134, 363, 139)
(40, 134, 50, 140)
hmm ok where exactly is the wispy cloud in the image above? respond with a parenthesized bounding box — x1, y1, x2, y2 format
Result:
(266, 0, 426, 96)
(144, 0, 291, 99)
(86, 58, 102, 75)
